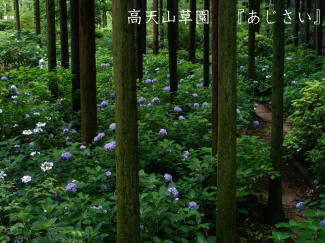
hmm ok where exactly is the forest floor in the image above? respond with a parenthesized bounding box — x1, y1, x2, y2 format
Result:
(246, 103, 313, 222)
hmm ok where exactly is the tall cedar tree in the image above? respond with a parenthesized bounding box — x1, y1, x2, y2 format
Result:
(13, 0, 20, 31)
(315, 0, 323, 62)
(167, 0, 178, 101)
(46, 0, 59, 98)
(188, 0, 196, 62)
(79, 0, 97, 143)
(152, 0, 159, 54)
(203, 0, 210, 87)
(248, 0, 258, 80)
(304, 0, 311, 46)
(211, 0, 218, 157)
(60, 0, 69, 69)
(159, 0, 164, 48)
(71, 0, 80, 111)
(293, 0, 300, 46)
(34, 0, 41, 35)
(267, 0, 286, 224)
(216, 0, 237, 241)
(113, 0, 140, 241)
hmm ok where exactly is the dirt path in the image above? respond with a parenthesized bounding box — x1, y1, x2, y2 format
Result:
(246, 103, 312, 221)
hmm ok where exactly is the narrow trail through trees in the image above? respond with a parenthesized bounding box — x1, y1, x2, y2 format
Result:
(247, 103, 312, 221)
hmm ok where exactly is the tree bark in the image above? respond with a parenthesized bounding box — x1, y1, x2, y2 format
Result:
(159, 0, 164, 48)
(79, 0, 97, 143)
(153, 0, 159, 54)
(203, 0, 210, 87)
(13, 0, 20, 31)
(167, 0, 178, 101)
(211, 0, 218, 157)
(34, 0, 41, 35)
(46, 0, 59, 98)
(113, 0, 140, 242)
(216, 0, 237, 241)
(60, 0, 69, 69)
(188, 0, 196, 62)
(293, 0, 300, 46)
(71, 0, 80, 111)
(268, 0, 286, 225)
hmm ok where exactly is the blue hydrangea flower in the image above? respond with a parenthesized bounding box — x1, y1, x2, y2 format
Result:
(109, 123, 116, 131)
(104, 141, 116, 151)
(313, 179, 320, 185)
(164, 86, 170, 91)
(192, 93, 198, 97)
(188, 201, 198, 209)
(178, 115, 186, 121)
(138, 97, 146, 103)
(139, 225, 145, 230)
(174, 106, 182, 112)
(145, 79, 152, 84)
(164, 173, 173, 182)
(66, 183, 77, 193)
(1, 76, 8, 81)
(105, 171, 113, 177)
(296, 201, 304, 211)
(61, 152, 73, 160)
(320, 220, 325, 225)
(93, 132, 105, 142)
(168, 187, 179, 200)
(100, 100, 109, 107)
(110, 93, 116, 98)
(63, 128, 69, 134)
(252, 121, 260, 127)
(152, 97, 160, 104)
(80, 145, 87, 150)
(182, 150, 190, 159)
(159, 129, 167, 136)
(147, 103, 153, 107)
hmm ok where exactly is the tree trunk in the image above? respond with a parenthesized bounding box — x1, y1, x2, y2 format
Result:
(188, 0, 196, 62)
(293, 0, 300, 46)
(211, 0, 218, 157)
(268, 0, 286, 225)
(60, 0, 69, 69)
(135, 0, 145, 80)
(153, 0, 159, 54)
(167, 0, 178, 101)
(46, 0, 59, 98)
(203, 0, 210, 87)
(304, 0, 311, 47)
(34, 0, 41, 35)
(216, 0, 237, 241)
(113, 0, 140, 242)
(79, 0, 97, 143)
(159, 0, 164, 48)
(13, 0, 20, 31)
(142, 1, 147, 55)
(71, 0, 80, 111)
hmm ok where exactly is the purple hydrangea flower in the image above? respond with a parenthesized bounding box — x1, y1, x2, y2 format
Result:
(145, 79, 152, 84)
(296, 202, 304, 211)
(320, 220, 325, 225)
(93, 132, 105, 142)
(313, 179, 320, 185)
(192, 93, 198, 97)
(91, 205, 103, 210)
(104, 141, 116, 151)
(182, 150, 190, 159)
(138, 97, 146, 103)
(110, 93, 116, 98)
(139, 225, 145, 231)
(109, 123, 116, 131)
(80, 145, 87, 150)
(105, 171, 113, 177)
(70, 129, 77, 134)
(101, 63, 110, 67)
(147, 103, 153, 107)
(159, 129, 167, 136)
(11, 85, 18, 91)
(152, 78, 158, 83)
(188, 201, 198, 209)
(66, 183, 77, 193)
(61, 152, 73, 160)
(168, 187, 179, 200)
(164, 173, 173, 182)
(152, 97, 160, 104)
(100, 100, 109, 107)
(63, 128, 69, 134)
(164, 86, 170, 91)
(174, 106, 182, 112)
(178, 115, 186, 121)
(1, 76, 8, 81)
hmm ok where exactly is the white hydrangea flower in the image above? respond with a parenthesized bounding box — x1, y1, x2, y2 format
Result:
(30, 151, 40, 156)
(21, 175, 32, 183)
(36, 122, 46, 128)
(33, 112, 40, 116)
(0, 171, 7, 179)
(0, 109, 3, 113)
(33, 127, 43, 133)
(40, 161, 53, 172)
(22, 130, 33, 135)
